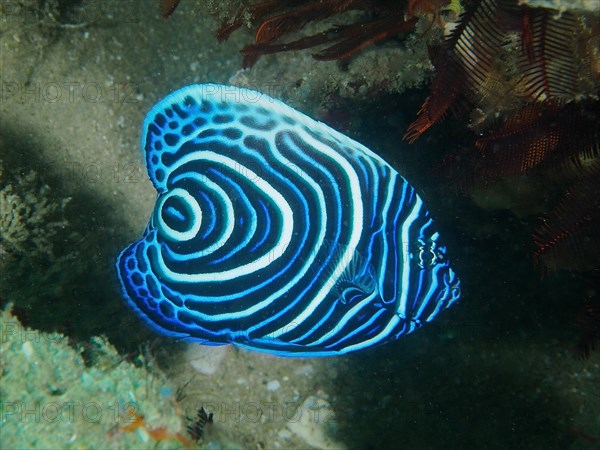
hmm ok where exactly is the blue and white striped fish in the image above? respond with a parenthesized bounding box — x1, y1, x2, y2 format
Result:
(116, 84, 460, 357)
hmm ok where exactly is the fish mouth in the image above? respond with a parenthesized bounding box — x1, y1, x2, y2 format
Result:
(442, 268, 461, 308)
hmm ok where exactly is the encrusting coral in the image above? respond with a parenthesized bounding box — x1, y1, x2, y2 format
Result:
(0, 306, 190, 449)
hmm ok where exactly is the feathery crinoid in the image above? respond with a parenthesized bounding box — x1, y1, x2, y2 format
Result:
(513, 6, 584, 103)
(214, 0, 449, 68)
(438, 98, 600, 271)
(404, 0, 597, 141)
(471, 100, 600, 184)
(406, 0, 599, 276)
(533, 157, 600, 271)
(404, 0, 506, 142)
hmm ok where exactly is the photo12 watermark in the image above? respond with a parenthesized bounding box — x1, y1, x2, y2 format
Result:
(0, 401, 140, 425)
(198, 400, 336, 425)
(0, 321, 65, 345)
(0, 399, 335, 425)
(24, 160, 144, 185)
(0, 81, 142, 104)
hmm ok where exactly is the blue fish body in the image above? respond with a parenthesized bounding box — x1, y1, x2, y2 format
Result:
(116, 84, 460, 357)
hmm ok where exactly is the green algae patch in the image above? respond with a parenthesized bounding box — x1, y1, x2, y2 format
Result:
(0, 306, 193, 449)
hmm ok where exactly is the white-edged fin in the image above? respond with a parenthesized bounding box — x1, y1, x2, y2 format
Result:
(317, 239, 379, 305)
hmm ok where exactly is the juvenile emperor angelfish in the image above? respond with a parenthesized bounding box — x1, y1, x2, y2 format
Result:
(116, 84, 461, 357)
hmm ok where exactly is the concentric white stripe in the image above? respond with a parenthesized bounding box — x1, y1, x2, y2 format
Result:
(155, 187, 202, 242)
(304, 291, 379, 346)
(268, 131, 364, 338)
(168, 173, 234, 257)
(414, 265, 441, 320)
(397, 195, 424, 317)
(326, 308, 387, 349)
(206, 171, 258, 263)
(244, 131, 329, 330)
(156, 151, 294, 282)
(154, 141, 328, 322)
(338, 315, 401, 353)
(376, 173, 398, 299)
